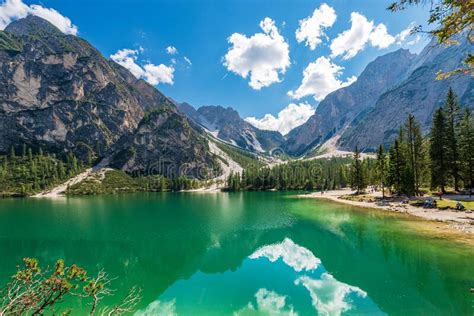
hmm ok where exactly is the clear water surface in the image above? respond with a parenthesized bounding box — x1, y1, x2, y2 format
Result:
(0, 192, 472, 315)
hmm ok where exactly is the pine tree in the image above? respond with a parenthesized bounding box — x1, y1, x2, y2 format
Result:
(87, 150, 93, 167)
(350, 146, 366, 194)
(443, 88, 461, 191)
(430, 107, 449, 193)
(459, 108, 474, 194)
(376, 145, 387, 198)
(21, 144, 26, 158)
(404, 114, 425, 196)
(388, 138, 405, 196)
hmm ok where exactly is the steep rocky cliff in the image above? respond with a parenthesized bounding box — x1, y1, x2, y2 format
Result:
(284, 49, 416, 156)
(0, 16, 218, 177)
(338, 37, 474, 151)
(110, 108, 219, 178)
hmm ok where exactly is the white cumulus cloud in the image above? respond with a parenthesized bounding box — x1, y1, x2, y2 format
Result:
(330, 12, 374, 59)
(295, 3, 336, 50)
(369, 23, 395, 49)
(288, 56, 357, 101)
(110, 48, 174, 85)
(245, 102, 316, 135)
(395, 22, 422, 47)
(166, 46, 178, 55)
(143, 63, 174, 85)
(223, 17, 290, 90)
(330, 12, 400, 59)
(0, 0, 77, 34)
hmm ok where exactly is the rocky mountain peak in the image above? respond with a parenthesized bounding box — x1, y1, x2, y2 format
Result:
(198, 105, 242, 125)
(5, 15, 64, 37)
(176, 103, 285, 153)
(356, 48, 416, 83)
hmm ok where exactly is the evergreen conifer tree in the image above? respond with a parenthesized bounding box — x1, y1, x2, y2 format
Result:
(350, 146, 366, 194)
(430, 108, 449, 193)
(459, 108, 474, 194)
(443, 88, 461, 191)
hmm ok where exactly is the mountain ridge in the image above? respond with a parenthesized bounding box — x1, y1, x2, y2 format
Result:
(284, 48, 417, 156)
(175, 102, 285, 153)
(0, 15, 220, 177)
(338, 36, 473, 151)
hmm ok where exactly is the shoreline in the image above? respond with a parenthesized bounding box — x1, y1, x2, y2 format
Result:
(299, 189, 474, 235)
(15, 185, 474, 236)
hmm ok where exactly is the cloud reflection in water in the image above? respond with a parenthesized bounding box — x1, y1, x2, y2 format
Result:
(248, 238, 381, 316)
(139, 238, 382, 315)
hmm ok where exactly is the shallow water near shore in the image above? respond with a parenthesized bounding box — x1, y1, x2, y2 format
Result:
(0, 192, 473, 315)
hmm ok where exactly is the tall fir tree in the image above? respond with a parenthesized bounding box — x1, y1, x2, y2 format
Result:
(388, 138, 405, 196)
(404, 114, 425, 196)
(430, 107, 449, 193)
(350, 146, 366, 194)
(459, 108, 474, 194)
(443, 88, 461, 191)
(376, 144, 387, 198)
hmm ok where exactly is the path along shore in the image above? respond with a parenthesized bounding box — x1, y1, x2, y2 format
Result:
(299, 189, 474, 234)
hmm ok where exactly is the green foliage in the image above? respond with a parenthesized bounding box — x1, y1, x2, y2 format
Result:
(226, 157, 352, 191)
(0, 258, 140, 315)
(386, 115, 428, 197)
(443, 88, 462, 190)
(0, 31, 23, 52)
(388, 137, 406, 195)
(350, 146, 367, 194)
(404, 113, 427, 195)
(430, 108, 448, 193)
(0, 148, 85, 197)
(67, 170, 201, 195)
(215, 141, 264, 169)
(429, 89, 471, 193)
(459, 108, 474, 192)
(376, 144, 388, 198)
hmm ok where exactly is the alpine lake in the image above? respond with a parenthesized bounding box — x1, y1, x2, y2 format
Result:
(0, 192, 473, 315)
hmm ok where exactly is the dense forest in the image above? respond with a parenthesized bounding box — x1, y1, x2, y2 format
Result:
(227, 157, 358, 191)
(0, 147, 84, 197)
(227, 89, 474, 196)
(0, 148, 205, 196)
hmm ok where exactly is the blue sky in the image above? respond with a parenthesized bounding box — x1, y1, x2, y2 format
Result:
(3, 0, 429, 134)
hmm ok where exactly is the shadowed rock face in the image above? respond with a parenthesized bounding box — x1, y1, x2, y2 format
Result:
(110, 108, 219, 178)
(0, 16, 218, 176)
(284, 49, 416, 156)
(338, 37, 474, 151)
(176, 103, 285, 153)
